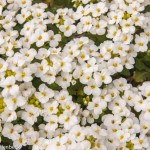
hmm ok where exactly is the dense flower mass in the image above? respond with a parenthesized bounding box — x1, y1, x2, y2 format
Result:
(0, 0, 150, 149)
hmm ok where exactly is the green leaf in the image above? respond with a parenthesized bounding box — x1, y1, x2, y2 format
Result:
(144, 55, 150, 61)
(143, 55, 150, 67)
(135, 59, 147, 71)
(32, 77, 43, 90)
(85, 33, 107, 46)
(48, 82, 62, 90)
(41, 0, 54, 6)
(68, 88, 76, 95)
(120, 68, 131, 77)
(144, 5, 150, 13)
(133, 71, 148, 83)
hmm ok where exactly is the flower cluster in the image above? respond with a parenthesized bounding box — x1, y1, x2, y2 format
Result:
(0, 0, 150, 149)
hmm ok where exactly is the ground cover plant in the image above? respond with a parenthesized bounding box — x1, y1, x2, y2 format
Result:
(0, 0, 150, 149)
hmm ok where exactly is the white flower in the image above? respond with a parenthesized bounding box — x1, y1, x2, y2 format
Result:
(16, 68, 33, 82)
(43, 101, 58, 116)
(59, 56, 72, 73)
(82, 57, 98, 73)
(39, 124, 52, 138)
(78, 50, 89, 63)
(114, 42, 129, 56)
(123, 90, 135, 106)
(87, 97, 107, 115)
(73, 5, 90, 20)
(0, 42, 14, 57)
(107, 25, 121, 41)
(2, 123, 20, 141)
(69, 125, 85, 142)
(0, 15, 16, 29)
(47, 137, 66, 150)
(65, 135, 77, 150)
(143, 102, 150, 120)
(113, 78, 130, 91)
(133, 134, 149, 149)
(4, 95, 26, 110)
(77, 140, 91, 150)
(79, 72, 92, 84)
(102, 114, 121, 127)
(123, 56, 134, 69)
(1, 109, 17, 122)
(84, 79, 101, 96)
(47, 12, 59, 24)
(34, 61, 49, 77)
(140, 115, 150, 133)
(62, 100, 76, 113)
(0, 32, 5, 45)
(55, 90, 72, 104)
(121, 118, 140, 134)
(57, 8, 68, 16)
(20, 48, 37, 62)
(127, 1, 144, 15)
(134, 95, 146, 112)
(94, 70, 112, 86)
(17, 0, 32, 8)
(139, 82, 150, 98)
(49, 47, 61, 55)
(35, 18, 50, 31)
(16, 8, 31, 24)
(41, 68, 56, 84)
(59, 114, 78, 130)
(27, 131, 43, 150)
(35, 84, 54, 104)
(98, 41, 114, 61)
(59, 21, 76, 37)
(20, 82, 35, 98)
(91, 124, 107, 138)
(109, 97, 125, 110)
(32, 8, 47, 19)
(132, 14, 145, 26)
(44, 115, 58, 131)
(35, 48, 50, 60)
(108, 10, 124, 24)
(91, 2, 108, 17)
(112, 104, 130, 117)
(63, 44, 80, 60)
(20, 21, 35, 36)
(143, 28, 150, 41)
(0, 0, 6, 15)
(108, 57, 123, 74)
(56, 72, 72, 89)
(116, 130, 130, 143)
(13, 133, 27, 149)
(90, 19, 107, 35)
(94, 140, 107, 150)
(20, 36, 32, 48)
(21, 105, 40, 125)
(80, 16, 92, 32)
(32, 29, 49, 47)
(134, 35, 148, 52)
(0, 0, 149, 149)
(82, 0, 90, 4)
(48, 30, 61, 47)
(120, 18, 135, 34)
(0, 58, 8, 72)
(1, 76, 19, 97)
(87, 111, 99, 124)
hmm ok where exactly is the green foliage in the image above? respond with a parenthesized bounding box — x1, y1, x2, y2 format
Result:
(133, 51, 150, 83)
(1, 0, 150, 149)
(120, 68, 131, 77)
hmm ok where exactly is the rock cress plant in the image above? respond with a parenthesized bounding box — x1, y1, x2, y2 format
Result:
(0, 0, 150, 149)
